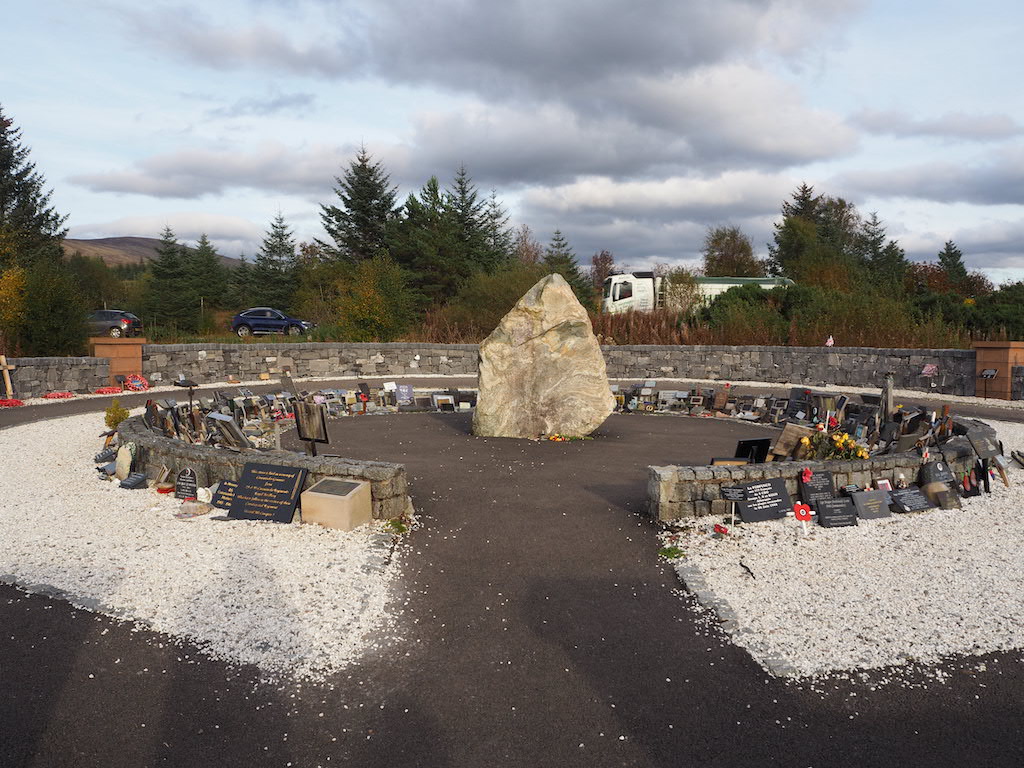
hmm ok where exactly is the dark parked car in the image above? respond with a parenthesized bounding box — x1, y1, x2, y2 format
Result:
(231, 308, 314, 337)
(87, 309, 143, 338)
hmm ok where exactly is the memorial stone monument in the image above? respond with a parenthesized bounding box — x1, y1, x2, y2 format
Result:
(473, 273, 615, 439)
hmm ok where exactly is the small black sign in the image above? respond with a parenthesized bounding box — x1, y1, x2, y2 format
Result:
(174, 468, 198, 500)
(227, 463, 307, 523)
(889, 487, 934, 513)
(735, 478, 792, 523)
(799, 470, 835, 510)
(851, 489, 892, 520)
(980, 368, 998, 379)
(720, 485, 746, 502)
(735, 438, 771, 464)
(919, 460, 954, 485)
(841, 483, 860, 496)
(816, 497, 858, 528)
(967, 430, 1001, 460)
(211, 480, 238, 509)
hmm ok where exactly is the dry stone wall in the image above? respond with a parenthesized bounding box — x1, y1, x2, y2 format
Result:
(117, 416, 411, 520)
(142, 342, 478, 384)
(602, 345, 976, 396)
(8, 356, 109, 399)
(2, 342, 988, 399)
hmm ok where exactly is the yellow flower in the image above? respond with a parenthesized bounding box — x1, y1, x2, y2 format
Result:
(800, 436, 811, 445)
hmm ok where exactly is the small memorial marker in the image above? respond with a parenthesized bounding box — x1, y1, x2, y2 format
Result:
(175, 467, 198, 500)
(889, 487, 934, 513)
(720, 484, 745, 525)
(816, 497, 858, 527)
(967, 430, 1001, 460)
(851, 489, 891, 520)
(211, 480, 238, 509)
(793, 502, 812, 536)
(735, 478, 792, 523)
(227, 463, 307, 523)
(799, 469, 835, 510)
(735, 438, 771, 464)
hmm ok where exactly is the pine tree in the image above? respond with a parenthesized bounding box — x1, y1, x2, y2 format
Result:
(858, 212, 908, 291)
(145, 227, 197, 332)
(319, 147, 398, 262)
(0, 105, 85, 354)
(226, 254, 255, 308)
(702, 226, 765, 277)
(251, 213, 298, 310)
(481, 190, 513, 269)
(183, 234, 227, 329)
(937, 240, 968, 286)
(446, 164, 488, 270)
(543, 230, 594, 307)
(0, 105, 68, 264)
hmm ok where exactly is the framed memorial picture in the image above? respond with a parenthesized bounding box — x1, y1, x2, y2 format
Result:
(294, 400, 330, 444)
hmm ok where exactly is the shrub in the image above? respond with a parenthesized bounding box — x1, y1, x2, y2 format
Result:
(105, 398, 129, 430)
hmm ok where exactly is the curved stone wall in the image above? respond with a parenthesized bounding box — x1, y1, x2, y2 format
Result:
(117, 416, 411, 520)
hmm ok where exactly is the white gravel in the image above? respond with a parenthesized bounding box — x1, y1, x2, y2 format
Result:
(664, 418, 1024, 678)
(0, 411, 405, 681)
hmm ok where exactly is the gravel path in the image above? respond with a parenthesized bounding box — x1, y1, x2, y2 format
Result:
(0, 411, 404, 681)
(665, 418, 1024, 678)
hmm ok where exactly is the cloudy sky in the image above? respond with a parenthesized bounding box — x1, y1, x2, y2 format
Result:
(6, 0, 1023, 280)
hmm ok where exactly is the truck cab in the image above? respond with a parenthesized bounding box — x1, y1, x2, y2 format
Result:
(602, 272, 657, 313)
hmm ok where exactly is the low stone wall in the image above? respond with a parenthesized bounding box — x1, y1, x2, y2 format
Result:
(117, 416, 411, 520)
(8, 356, 110, 399)
(141, 342, 479, 384)
(603, 345, 976, 396)
(4, 342, 989, 399)
(647, 417, 998, 522)
(647, 453, 924, 522)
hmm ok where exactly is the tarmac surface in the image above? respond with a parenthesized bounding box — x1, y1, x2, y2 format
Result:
(2, 379, 1024, 766)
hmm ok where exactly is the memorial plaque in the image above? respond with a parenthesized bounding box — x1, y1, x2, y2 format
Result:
(720, 485, 746, 502)
(851, 489, 891, 520)
(735, 478, 792, 523)
(396, 384, 414, 405)
(919, 460, 954, 485)
(799, 470, 836, 510)
(889, 487, 934, 513)
(967, 430, 1001, 460)
(713, 390, 729, 410)
(771, 423, 816, 459)
(211, 480, 238, 509)
(735, 438, 771, 464)
(175, 468, 198, 500)
(227, 463, 307, 523)
(841, 483, 860, 495)
(816, 497, 858, 528)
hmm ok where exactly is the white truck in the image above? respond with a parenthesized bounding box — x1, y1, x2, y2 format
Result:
(601, 273, 794, 314)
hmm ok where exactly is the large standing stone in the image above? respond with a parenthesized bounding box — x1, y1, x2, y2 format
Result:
(473, 274, 615, 439)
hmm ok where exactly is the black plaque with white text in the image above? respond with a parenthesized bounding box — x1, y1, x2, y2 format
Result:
(799, 470, 835, 510)
(174, 468, 198, 500)
(889, 487, 935, 513)
(735, 478, 792, 523)
(211, 480, 238, 510)
(228, 463, 307, 523)
(816, 497, 858, 528)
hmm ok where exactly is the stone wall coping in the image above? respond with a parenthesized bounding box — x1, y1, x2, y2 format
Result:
(9, 356, 106, 364)
(602, 344, 972, 356)
(143, 342, 480, 353)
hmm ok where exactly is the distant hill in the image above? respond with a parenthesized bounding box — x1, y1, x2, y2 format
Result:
(62, 236, 240, 268)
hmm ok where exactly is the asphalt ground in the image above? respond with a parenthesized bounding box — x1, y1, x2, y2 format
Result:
(2, 381, 1024, 766)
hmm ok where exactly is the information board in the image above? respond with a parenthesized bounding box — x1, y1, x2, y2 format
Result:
(227, 463, 307, 523)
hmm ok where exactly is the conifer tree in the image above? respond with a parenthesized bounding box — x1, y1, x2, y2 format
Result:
(937, 240, 968, 287)
(251, 212, 298, 310)
(226, 254, 255, 308)
(446, 164, 488, 269)
(543, 230, 594, 307)
(183, 234, 227, 328)
(481, 190, 513, 269)
(146, 227, 197, 332)
(319, 147, 398, 262)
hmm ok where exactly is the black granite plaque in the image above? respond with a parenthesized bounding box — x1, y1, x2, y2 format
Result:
(851, 489, 891, 520)
(228, 463, 307, 523)
(174, 468, 198, 500)
(889, 487, 934, 513)
(799, 470, 836, 510)
(816, 497, 858, 527)
(967, 430, 1000, 460)
(211, 480, 238, 510)
(919, 460, 954, 486)
(720, 485, 746, 502)
(736, 478, 792, 523)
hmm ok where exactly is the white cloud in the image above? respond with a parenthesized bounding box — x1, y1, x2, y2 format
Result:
(852, 109, 1022, 141)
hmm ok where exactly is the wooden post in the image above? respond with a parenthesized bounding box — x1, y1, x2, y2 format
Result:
(0, 355, 15, 399)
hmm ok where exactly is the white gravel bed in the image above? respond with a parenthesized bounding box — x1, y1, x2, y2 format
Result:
(664, 418, 1024, 678)
(0, 411, 405, 681)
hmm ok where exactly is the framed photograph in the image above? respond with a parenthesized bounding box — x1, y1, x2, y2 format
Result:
(294, 400, 330, 444)
(875, 478, 893, 491)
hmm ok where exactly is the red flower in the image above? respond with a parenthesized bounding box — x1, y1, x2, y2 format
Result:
(714, 523, 729, 535)
(801, 467, 813, 483)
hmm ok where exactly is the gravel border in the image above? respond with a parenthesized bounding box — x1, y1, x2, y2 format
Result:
(0, 410, 407, 681)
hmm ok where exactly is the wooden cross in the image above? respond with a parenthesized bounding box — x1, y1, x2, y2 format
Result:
(0, 355, 14, 399)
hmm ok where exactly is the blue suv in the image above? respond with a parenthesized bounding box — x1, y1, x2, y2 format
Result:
(231, 308, 314, 337)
